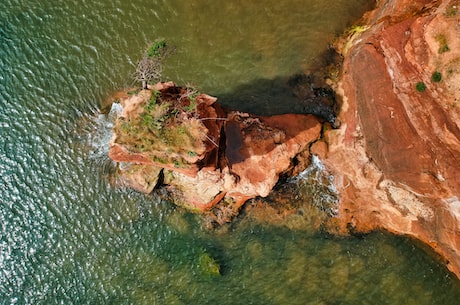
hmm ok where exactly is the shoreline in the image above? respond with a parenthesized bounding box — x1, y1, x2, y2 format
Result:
(326, 0, 460, 278)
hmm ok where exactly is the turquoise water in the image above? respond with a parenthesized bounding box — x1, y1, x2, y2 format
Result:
(1, 0, 460, 304)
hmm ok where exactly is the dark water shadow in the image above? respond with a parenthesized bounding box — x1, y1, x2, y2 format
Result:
(209, 46, 343, 167)
(213, 45, 342, 124)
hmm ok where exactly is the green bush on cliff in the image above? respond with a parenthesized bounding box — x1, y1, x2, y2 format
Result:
(432, 71, 442, 82)
(416, 82, 426, 92)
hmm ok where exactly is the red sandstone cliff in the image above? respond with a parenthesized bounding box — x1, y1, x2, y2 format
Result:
(327, 0, 460, 277)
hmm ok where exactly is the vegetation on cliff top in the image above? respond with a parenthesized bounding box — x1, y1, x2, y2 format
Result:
(435, 34, 450, 54)
(112, 40, 221, 167)
(415, 81, 426, 92)
(432, 71, 442, 82)
(113, 87, 209, 167)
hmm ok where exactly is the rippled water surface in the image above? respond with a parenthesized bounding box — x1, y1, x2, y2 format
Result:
(1, 0, 460, 304)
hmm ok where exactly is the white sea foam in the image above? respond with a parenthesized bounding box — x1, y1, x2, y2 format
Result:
(290, 155, 339, 216)
(90, 103, 121, 155)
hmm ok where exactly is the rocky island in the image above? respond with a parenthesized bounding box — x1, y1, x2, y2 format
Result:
(109, 81, 324, 224)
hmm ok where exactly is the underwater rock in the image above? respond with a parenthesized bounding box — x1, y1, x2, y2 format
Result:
(197, 250, 221, 277)
(327, 0, 460, 278)
(108, 82, 322, 222)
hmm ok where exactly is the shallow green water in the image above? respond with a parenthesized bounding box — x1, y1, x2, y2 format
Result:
(1, 0, 460, 304)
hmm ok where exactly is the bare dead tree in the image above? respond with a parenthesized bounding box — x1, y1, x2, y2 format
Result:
(133, 56, 163, 89)
(132, 39, 174, 89)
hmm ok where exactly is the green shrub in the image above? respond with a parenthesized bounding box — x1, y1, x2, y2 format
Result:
(432, 71, 442, 82)
(416, 82, 426, 92)
(147, 39, 167, 57)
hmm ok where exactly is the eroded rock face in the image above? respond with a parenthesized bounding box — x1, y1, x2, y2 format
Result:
(108, 82, 322, 223)
(327, 0, 460, 278)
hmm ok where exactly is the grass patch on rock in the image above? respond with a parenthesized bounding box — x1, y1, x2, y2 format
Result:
(435, 34, 450, 54)
(113, 88, 208, 166)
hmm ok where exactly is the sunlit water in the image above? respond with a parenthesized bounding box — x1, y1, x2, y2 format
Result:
(1, 0, 460, 304)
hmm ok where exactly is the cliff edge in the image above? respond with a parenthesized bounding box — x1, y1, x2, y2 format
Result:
(327, 0, 460, 277)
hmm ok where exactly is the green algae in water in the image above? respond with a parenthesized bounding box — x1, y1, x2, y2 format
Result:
(65, 209, 460, 305)
(197, 249, 221, 277)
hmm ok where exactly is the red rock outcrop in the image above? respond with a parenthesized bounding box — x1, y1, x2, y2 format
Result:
(327, 0, 460, 278)
(108, 82, 322, 221)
